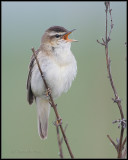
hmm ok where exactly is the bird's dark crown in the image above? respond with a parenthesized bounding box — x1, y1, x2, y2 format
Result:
(47, 26, 68, 33)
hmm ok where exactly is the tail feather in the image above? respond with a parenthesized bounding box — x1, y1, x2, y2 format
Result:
(36, 97, 50, 140)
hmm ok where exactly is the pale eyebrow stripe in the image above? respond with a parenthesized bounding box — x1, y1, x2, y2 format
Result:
(45, 31, 66, 36)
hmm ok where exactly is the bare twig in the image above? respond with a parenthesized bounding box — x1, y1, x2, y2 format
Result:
(97, 39, 105, 46)
(56, 123, 68, 158)
(117, 127, 124, 158)
(31, 47, 74, 158)
(60, 124, 68, 145)
(122, 136, 127, 149)
(56, 123, 63, 158)
(107, 135, 117, 151)
(97, 1, 126, 158)
(108, 2, 114, 41)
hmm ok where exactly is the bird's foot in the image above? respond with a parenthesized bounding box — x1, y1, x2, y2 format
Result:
(46, 87, 51, 97)
(53, 117, 62, 126)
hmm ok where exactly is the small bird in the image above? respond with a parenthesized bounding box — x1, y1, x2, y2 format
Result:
(27, 26, 77, 139)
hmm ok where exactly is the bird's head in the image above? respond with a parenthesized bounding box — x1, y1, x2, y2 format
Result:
(41, 26, 77, 49)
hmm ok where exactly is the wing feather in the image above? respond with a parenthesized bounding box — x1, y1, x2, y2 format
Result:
(26, 49, 40, 104)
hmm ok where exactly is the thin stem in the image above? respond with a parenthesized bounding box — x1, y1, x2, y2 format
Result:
(97, 2, 126, 158)
(107, 135, 117, 151)
(104, 4, 125, 158)
(56, 124, 63, 158)
(122, 136, 127, 149)
(31, 47, 74, 159)
(60, 124, 68, 145)
(117, 127, 124, 158)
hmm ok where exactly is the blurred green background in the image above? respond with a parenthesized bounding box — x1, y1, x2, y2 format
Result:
(2, 2, 126, 158)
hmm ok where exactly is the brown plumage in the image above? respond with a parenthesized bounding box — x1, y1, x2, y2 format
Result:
(27, 48, 40, 104)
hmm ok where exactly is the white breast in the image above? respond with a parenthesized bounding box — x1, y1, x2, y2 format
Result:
(31, 47, 77, 99)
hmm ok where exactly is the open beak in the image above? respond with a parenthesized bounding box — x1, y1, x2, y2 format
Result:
(62, 29, 78, 42)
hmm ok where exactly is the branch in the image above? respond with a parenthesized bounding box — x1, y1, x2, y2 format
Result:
(60, 124, 68, 145)
(97, 1, 126, 158)
(122, 136, 127, 149)
(108, 2, 114, 42)
(117, 128, 124, 158)
(107, 135, 117, 151)
(56, 123, 63, 158)
(31, 47, 74, 158)
(56, 123, 68, 158)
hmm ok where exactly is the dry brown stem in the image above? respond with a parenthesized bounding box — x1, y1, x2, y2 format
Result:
(56, 123, 68, 158)
(56, 123, 63, 158)
(97, 1, 126, 158)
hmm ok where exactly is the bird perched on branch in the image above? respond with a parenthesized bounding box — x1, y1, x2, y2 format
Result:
(27, 26, 77, 139)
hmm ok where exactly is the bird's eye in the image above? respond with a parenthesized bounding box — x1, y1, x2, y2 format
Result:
(55, 34, 60, 38)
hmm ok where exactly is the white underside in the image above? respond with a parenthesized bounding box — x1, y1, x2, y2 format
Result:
(31, 45, 77, 99)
